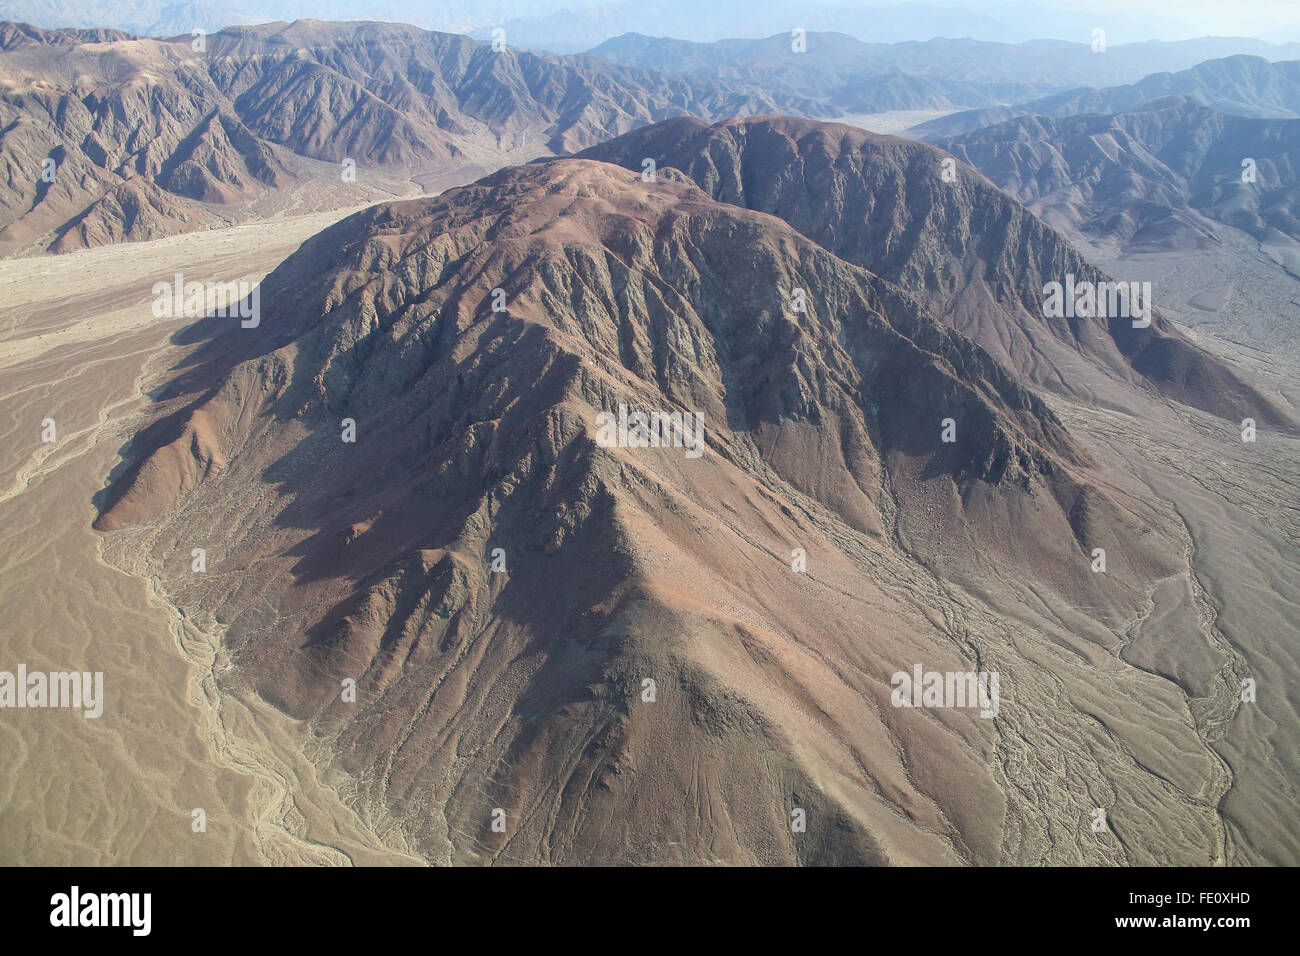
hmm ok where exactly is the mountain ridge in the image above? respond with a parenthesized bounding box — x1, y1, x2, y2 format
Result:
(92, 155, 1216, 864)
(578, 115, 1296, 432)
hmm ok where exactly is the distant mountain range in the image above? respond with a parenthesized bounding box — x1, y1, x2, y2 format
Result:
(586, 32, 1300, 109)
(0, 19, 825, 254)
(471, 1, 1191, 54)
(914, 54, 1300, 136)
(931, 96, 1300, 277)
(8, 17, 1300, 271)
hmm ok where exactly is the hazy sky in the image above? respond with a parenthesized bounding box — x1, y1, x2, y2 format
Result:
(0, 0, 1295, 44)
(458, 0, 1300, 44)
(1049, 0, 1297, 35)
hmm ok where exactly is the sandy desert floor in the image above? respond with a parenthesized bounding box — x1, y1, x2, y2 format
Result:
(837, 109, 959, 136)
(0, 210, 424, 865)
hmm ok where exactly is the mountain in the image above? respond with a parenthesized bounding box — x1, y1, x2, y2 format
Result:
(0, 19, 821, 255)
(0, 1, 461, 37)
(587, 32, 1048, 109)
(0, 19, 130, 45)
(913, 54, 1300, 137)
(930, 97, 1300, 277)
(578, 115, 1294, 430)
(95, 153, 1244, 864)
(8, 21, 1300, 257)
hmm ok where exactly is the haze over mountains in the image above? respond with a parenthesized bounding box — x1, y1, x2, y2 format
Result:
(931, 98, 1300, 271)
(588, 33, 1300, 108)
(4, 0, 1298, 48)
(469, 2, 1231, 54)
(914, 54, 1300, 137)
(2, 8, 1298, 869)
(8, 19, 1300, 257)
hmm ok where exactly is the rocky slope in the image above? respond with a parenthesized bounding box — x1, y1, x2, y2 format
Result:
(95, 157, 1216, 864)
(580, 115, 1296, 431)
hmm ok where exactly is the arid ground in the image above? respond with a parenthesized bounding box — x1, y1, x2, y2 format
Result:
(0, 210, 424, 864)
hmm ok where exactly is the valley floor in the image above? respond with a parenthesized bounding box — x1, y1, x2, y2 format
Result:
(0, 209, 423, 864)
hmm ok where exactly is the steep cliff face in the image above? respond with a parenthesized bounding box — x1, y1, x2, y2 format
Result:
(96, 158, 1199, 865)
(580, 115, 1294, 430)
